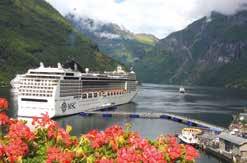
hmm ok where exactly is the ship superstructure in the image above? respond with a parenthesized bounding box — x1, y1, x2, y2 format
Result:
(14, 62, 137, 117)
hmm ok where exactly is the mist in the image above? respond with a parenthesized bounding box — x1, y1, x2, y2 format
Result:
(191, 0, 247, 18)
(46, 0, 247, 38)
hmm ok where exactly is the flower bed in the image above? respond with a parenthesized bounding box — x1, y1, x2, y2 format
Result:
(0, 112, 199, 162)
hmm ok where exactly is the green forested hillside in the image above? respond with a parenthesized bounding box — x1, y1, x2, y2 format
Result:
(0, 0, 118, 84)
(135, 11, 247, 88)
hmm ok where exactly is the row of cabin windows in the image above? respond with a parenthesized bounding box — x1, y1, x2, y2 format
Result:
(21, 93, 52, 97)
(29, 72, 65, 75)
(74, 90, 128, 99)
(25, 75, 60, 79)
(60, 84, 125, 88)
(22, 79, 58, 82)
(20, 86, 53, 89)
(20, 82, 56, 86)
(19, 89, 53, 94)
(60, 81, 125, 85)
(60, 87, 124, 91)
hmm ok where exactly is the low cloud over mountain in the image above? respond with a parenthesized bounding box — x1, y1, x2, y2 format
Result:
(46, 0, 247, 38)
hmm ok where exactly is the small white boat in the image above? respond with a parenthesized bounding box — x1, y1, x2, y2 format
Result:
(178, 128, 202, 145)
(179, 87, 185, 93)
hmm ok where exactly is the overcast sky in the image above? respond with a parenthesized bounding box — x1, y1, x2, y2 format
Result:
(46, 0, 247, 38)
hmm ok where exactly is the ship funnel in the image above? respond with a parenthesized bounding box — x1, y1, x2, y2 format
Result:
(57, 62, 62, 69)
(85, 68, 89, 73)
(40, 62, 44, 68)
(116, 65, 125, 73)
(74, 63, 78, 71)
(117, 65, 122, 72)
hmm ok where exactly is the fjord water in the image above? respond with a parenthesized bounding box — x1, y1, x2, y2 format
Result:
(2, 83, 247, 162)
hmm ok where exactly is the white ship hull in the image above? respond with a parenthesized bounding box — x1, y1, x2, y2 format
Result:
(18, 91, 137, 118)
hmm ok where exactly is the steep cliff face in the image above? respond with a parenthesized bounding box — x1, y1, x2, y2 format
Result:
(135, 10, 247, 88)
(66, 14, 158, 66)
(0, 0, 119, 84)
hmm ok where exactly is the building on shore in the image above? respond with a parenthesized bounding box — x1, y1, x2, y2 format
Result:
(218, 132, 247, 162)
(229, 112, 247, 138)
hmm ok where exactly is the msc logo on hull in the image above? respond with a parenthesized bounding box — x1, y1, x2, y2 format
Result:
(61, 102, 76, 112)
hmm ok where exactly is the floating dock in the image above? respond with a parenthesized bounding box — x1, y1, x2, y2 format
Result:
(80, 111, 226, 132)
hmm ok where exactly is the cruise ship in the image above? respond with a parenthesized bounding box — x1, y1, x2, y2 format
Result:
(12, 62, 137, 118)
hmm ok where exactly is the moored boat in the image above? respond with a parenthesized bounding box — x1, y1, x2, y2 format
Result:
(179, 87, 185, 93)
(178, 128, 202, 145)
(12, 62, 138, 118)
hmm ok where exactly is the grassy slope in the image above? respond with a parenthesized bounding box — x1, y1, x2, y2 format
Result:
(0, 0, 118, 83)
(134, 34, 158, 46)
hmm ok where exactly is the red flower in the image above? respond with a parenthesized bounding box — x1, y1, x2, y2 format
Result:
(185, 145, 199, 161)
(168, 136, 177, 145)
(0, 144, 5, 158)
(57, 128, 74, 146)
(0, 98, 8, 110)
(5, 138, 29, 162)
(47, 123, 58, 138)
(41, 112, 52, 125)
(31, 116, 39, 126)
(117, 147, 143, 162)
(46, 123, 74, 147)
(0, 112, 9, 125)
(117, 131, 167, 162)
(7, 121, 35, 141)
(85, 125, 124, 149)
(0, 115, 200, 163)
(104, 125, 123, 138)
(143, 145, 166, 162)
(85, 129, 107, 148)
(167, 144, 181, 160)
(32, 112, 54, 127)
(46, 147, 74, 163)
(96, 158, 115, 163)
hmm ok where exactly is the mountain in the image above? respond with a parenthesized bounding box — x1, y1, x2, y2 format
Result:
(66, 14, 158, 66)
(135, 10, 247, 88)
(0, 0, 119, 85)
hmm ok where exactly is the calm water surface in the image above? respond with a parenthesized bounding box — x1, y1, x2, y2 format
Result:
(2, 83, 247, 163)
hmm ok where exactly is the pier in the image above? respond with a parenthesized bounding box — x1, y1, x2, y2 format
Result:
(80, 111, 226, 132)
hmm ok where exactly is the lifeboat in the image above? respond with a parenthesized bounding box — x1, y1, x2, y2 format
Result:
(0, 98, 8, 110)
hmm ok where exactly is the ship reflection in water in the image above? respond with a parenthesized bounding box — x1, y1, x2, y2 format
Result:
(3, 83, 247, 163)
